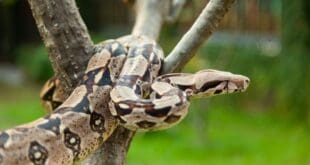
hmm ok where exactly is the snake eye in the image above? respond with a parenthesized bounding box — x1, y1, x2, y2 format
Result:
(136, 80, 142, 85)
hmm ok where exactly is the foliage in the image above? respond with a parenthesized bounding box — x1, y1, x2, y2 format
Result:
(199, 43, 308, 124)
(280, 0, 310, 122)
(0, 0, 17, 6)
(15, 44, 53, 82)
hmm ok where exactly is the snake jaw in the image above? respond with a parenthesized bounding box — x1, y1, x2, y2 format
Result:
(224, 75, 250, 94)
(214, 75, 249, 96)
(193, 70, 250, 97)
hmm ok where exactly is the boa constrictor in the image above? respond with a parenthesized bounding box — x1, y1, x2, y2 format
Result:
(0, 35, 249, 164)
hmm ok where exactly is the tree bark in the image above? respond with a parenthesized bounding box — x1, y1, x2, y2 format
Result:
(28, 0, 94, 96)
(81, 127, 134, 165)
(131, 0, 170, 39)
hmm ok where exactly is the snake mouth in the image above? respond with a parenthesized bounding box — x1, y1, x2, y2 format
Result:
(211, 77, 250, 96)
(192, 76, 250, 98)
(193, 70, 250, 97)
(223, 77, 250, 94)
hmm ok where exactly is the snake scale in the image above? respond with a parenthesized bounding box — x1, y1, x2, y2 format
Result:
(0, 35, 249, 165)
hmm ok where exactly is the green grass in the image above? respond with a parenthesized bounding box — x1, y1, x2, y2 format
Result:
(127, 100, 310, 165)
(0, 86, 308, 165)
(0, 85, 45, 129)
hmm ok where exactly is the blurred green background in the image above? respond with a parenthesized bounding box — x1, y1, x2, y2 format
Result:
(0, 0, 309, 165)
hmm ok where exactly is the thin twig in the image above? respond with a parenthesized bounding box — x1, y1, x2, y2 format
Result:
(162, 0, 235, 74)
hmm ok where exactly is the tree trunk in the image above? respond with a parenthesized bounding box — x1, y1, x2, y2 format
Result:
(28, 0, 94, 96)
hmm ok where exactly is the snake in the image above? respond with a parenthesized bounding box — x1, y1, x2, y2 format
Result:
(0, 35, 249, 165)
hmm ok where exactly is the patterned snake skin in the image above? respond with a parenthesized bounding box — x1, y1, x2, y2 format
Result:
(0, 35, 249, 165)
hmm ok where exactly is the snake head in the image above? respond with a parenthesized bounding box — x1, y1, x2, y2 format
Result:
(192, 69, 250, 97)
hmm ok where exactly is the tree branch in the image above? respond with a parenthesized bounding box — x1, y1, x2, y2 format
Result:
(165, 0, 187, 23)
(162, 0, 235, 74)
(132, 0, 170, 40)
(81, 127, 135, 165)
(28, 0, 94, 95)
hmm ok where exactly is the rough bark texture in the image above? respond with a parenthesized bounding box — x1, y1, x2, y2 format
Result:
(28, 0, 94, 96)
(162, 0, 235, 73)
(82, 127, 135, 165)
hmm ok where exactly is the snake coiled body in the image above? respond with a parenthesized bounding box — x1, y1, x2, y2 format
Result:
(0, 35, 249, 165)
